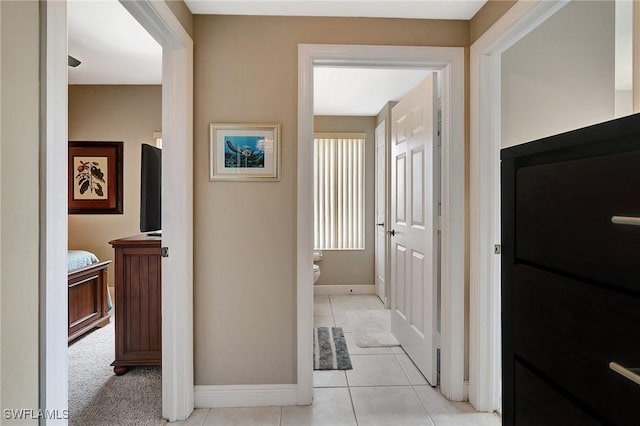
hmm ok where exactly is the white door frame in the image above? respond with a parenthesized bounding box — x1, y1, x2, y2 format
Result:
(374, 120, 387, 305)
(40, 2, 70, 421)
(297, 44, 465, 403)
(468, 0, 570, 412)
(41, 1, 194, 422)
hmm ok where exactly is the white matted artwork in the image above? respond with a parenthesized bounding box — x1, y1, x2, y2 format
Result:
(209, 123, 281, 181)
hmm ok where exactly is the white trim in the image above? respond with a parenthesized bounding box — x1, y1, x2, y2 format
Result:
(297, 45, 315, 406)
(298, 44, 465, 404)
(194, 385, 298, 408)
(40, 1, 69, 423)
(43, 1, 194, 424)
(374, 118, 391, 307)
(313, 284, 376, 295)
(120, 1, 194, 421)
(0, 0, 2, 409)
(468, 0, 569, 413)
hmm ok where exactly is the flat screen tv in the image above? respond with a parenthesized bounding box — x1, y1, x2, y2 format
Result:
(140, 144, 161, 236)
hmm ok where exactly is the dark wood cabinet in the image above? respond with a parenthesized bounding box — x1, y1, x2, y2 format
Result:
(109, 234, 162, 375)
(501, 114, 640, 425)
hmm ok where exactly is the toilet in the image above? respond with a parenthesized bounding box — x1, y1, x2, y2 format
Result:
(313, 251, 322, 283)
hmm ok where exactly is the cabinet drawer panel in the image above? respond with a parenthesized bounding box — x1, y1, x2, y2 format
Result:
(515, 151, 640, 293)
(122, 253, 162, 354)
(514, 361, 600, 426)
(513, 265, 640, 425)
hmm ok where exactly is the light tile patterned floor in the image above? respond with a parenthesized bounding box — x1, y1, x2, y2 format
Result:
(172, 294, 502, 426)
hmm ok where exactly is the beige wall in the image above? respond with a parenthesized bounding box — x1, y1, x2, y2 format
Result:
(193, 14, 468, 386)
(501, 0, 616, 147)
(469, 0, 517, 44)
(1, 1, 40, 422)
(313, 116, 376, 286)
(68, 85, 162, 288)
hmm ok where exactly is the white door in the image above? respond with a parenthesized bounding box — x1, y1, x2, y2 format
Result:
(390, 73, 439, 386)
(375, 121, 387, 304)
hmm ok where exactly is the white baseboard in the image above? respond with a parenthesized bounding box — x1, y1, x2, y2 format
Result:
(194, 384, 298, 408)
(313, 284, 376, 295)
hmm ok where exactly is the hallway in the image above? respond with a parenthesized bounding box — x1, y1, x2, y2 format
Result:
(174, 294, 501, 425)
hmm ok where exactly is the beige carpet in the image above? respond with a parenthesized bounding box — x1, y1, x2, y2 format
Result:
(68, 317, 166, 426)
(346, 309, 400, 347)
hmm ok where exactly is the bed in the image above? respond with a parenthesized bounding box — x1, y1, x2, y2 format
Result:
(68, 250, 112, 342)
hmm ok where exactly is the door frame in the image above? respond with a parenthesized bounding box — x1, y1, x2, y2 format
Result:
(468, 0, 570, 412)
(41, 1, 194, 422)
(297, 44, 465, 403)
(374, 119, 388, 306)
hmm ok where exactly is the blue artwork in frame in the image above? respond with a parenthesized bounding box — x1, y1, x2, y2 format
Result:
(209, 123, 281, 181)
(224, 136, 266, 169)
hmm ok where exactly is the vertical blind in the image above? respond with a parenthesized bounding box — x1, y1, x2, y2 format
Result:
(313, 135, 365, 250)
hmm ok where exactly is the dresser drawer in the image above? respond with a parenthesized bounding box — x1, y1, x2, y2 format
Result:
(515, 150, 640, 293)
(513, 265, 640, 425)
(514, 361, 600, 426)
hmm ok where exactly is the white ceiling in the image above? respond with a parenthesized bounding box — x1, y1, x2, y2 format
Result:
(314, 67, 433, 116)
(184, 0, 487, 20)
(66, 0, 483, 115)
(67, 0, 162, 85)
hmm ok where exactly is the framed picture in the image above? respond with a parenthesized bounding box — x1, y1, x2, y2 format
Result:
(68, 141, 123, 214)
(209, 123, 281, 181)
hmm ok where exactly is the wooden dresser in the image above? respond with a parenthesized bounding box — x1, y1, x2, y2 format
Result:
(109, 234, 162, 375)
(501, 114, 640, 425)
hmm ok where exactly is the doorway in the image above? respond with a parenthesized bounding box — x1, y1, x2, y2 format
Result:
(297, 44, 465, 404)
(41, 0, 193, 422)
(469, 0, 634, 413)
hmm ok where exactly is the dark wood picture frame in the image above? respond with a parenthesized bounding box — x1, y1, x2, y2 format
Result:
(68, 141, 123, 214)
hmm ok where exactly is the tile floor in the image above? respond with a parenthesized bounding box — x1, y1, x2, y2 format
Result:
(172, 294, 501, 426)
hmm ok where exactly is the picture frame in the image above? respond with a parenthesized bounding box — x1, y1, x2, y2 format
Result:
(209, 123, 281, 181)
(68, 141, 123, 214)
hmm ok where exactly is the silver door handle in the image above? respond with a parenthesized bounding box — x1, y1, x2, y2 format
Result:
(609, 362, 640, 386)
(387, 229, 395, 236)
(611, 216, 640, 226)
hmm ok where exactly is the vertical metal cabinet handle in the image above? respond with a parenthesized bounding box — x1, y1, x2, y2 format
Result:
(611, 216, 640, 226)
(609, 362, 640, 386)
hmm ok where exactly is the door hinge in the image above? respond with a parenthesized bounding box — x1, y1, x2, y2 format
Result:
(161, 247, 169, 258)
(494, 244, 501, 255)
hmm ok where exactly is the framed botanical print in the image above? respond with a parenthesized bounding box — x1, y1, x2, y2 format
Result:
(68, 141, 123, 214)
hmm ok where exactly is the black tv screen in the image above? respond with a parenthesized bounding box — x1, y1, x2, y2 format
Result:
(140, 144, 161, 235)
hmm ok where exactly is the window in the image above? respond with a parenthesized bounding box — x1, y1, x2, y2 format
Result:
(313, 133, 365, 250)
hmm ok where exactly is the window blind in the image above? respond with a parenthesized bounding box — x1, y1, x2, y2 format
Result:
(313, 135, 365, 250)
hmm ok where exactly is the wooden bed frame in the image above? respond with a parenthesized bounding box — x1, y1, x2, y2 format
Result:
(68, 260, 112, 342)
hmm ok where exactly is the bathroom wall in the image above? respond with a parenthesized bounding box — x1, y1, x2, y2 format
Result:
(313, 115, 377, 287)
